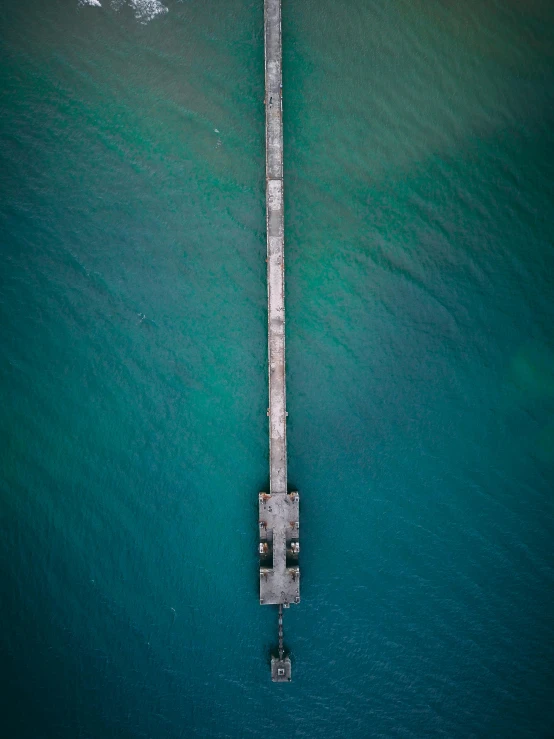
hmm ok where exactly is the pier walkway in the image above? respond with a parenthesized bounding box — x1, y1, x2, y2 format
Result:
(258, 0, 299, 680)
(265, 0, 286, 497)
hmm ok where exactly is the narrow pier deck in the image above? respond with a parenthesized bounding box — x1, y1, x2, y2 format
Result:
(259, 0, 299, 679)
(265, 0, 286, 497)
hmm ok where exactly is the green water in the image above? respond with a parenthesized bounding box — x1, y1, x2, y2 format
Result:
(1, 0, 554, 736)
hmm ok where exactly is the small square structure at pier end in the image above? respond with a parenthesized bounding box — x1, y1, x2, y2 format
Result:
(271, 657, 292, 682)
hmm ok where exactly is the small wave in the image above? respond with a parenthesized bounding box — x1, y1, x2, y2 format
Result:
(124, 0, 168, 23)
(78, 0, 168, 23)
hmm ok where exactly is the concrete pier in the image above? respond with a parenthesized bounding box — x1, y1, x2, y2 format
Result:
(259, 0, 300, 680)
(271, 605, 292, 682)
(259, 491, 300, 605)
(265, 0, 286, 497)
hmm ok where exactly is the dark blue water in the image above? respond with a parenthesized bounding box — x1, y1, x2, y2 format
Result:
(1, 1, 554, 736)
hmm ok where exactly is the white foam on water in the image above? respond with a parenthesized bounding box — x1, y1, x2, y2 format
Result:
(78, 0, 168, 23)
(125, 0, 168, 23)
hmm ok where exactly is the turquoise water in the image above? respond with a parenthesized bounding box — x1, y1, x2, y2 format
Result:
(1, 0, 554, 736)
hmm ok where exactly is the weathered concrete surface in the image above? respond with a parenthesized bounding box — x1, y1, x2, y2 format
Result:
(260, 0, 300, 608)
(265, 0, 283, 182)
(271, 657, 292, 682)
(267, 178, 286, 495)
(265, 0, 286, 496)
(259, 492, 300, 605)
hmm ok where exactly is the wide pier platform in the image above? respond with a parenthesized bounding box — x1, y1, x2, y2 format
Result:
(259, 491, 300, 605)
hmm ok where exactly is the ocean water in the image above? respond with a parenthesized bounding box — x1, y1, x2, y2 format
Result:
(1, 0, 554, 736)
